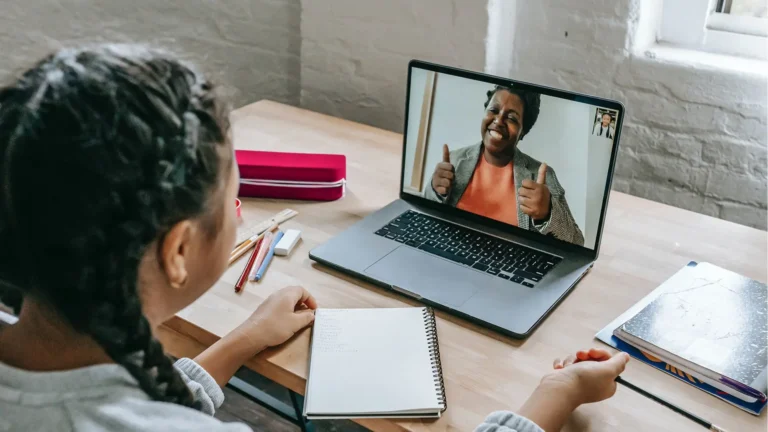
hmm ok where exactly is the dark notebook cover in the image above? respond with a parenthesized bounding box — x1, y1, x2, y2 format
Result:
(618, 262, 767, 396)
(597, 262, 767, 415)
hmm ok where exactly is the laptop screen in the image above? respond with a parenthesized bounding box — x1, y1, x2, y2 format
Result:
(401, 65, 621, 251)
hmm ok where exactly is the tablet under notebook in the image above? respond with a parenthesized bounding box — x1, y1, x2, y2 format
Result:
(303, 308, 447, 419)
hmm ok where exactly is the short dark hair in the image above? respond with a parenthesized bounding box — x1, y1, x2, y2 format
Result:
(0, 45, 229, 409)
(484, 85, 541, 139)
(602, 112, 612, 119)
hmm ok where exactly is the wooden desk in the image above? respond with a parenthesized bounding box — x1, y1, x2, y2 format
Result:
(159, 100, 767, 432)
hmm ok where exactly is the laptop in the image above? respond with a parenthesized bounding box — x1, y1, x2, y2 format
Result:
(310, 60, 624, 338)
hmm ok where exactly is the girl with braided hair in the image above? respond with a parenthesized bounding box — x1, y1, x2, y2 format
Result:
(0, 45, 316, 431)
(0, 45, 632, 432)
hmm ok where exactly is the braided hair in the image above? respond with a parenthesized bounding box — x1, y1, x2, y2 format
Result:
(0, 45, 230, 409)
(484, 85, 541, 139)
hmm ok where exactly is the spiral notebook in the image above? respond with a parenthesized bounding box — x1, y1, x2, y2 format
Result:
(303, 308, 447, 419)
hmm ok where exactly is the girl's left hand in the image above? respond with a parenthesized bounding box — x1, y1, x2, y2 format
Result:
(544, 348, 629, 406)
(234, 286, 318, 352)
(517, 348, 628, 432)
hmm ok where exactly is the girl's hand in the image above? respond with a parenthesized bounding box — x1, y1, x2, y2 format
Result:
(234, 286, 318, 352)
(194, 286, 317, 386)
(544, 348, 630, 406)
(518, 349, 630, 432)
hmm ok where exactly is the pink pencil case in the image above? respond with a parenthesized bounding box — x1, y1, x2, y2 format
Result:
(236, 150, 346, 201)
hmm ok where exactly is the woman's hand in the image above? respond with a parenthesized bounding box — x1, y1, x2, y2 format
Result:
(431, 144, 455, 196)
(519, 163, 552, 222)
(235, 286, 318, 350)
(517, 349, 630, 432)
(194, 286, 318, 386)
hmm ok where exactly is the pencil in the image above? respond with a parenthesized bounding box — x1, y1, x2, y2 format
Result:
(254, 231, 284, 282)
(228, 223, 278, 265)
(231, 237, 257, 259)
(232, 209, 299, 250)
(248, 231, 274, 281)
(235, 237, 263, 293)
(231, 223, 278, 257)
(615, 377, 726, 431)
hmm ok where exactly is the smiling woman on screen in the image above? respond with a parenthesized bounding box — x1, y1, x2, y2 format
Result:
(424, 86, 584, 246)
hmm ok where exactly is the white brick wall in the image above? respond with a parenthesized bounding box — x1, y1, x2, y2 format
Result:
(0, 0, 301, 108)
(493, 0, 767, 229)
(299, 0, 488, 132)
(298, 0, 767, 229)
(1, 0, 765, 229)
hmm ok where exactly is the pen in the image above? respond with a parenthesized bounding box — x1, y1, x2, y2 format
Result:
(248, 231, 274, 281)
(615, 376, 726, 432)
(235, 237, 263, 293)
(254, 231, 284, 282)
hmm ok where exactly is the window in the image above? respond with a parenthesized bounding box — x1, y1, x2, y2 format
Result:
(721, 0, 767, 18)
(660, 0, 767, 60)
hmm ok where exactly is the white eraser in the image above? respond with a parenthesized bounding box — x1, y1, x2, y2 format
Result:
(275, 229, 301, 256)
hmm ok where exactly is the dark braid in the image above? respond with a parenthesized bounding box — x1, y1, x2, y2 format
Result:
(484, 85, 541, 139)
(0, 45, 230, 409)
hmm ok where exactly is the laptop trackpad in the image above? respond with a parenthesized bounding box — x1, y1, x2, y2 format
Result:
(364, 246, 483, 308)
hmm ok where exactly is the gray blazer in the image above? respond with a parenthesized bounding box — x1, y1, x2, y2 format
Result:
(424, 143, 585, 246)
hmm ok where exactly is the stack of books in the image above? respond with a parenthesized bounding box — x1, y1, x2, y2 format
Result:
(597, 262, 767, 415)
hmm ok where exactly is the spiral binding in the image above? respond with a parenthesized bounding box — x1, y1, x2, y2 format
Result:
(423, 307, 447, 412)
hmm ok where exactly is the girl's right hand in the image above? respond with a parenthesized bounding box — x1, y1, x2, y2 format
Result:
(233, 286, 318, 353)
(195, 286, 317, 387)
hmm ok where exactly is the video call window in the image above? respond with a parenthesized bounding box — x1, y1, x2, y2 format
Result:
(403, 68, 619, 250)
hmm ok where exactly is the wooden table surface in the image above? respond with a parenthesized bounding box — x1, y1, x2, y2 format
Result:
(158, 100, 768, 432)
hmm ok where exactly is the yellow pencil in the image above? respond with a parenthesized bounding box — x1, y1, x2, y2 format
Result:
(228, 223, 278, 266)
(231, 222, 277, 257)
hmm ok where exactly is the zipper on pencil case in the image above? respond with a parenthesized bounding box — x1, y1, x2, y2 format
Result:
(239, 179, 346, 189)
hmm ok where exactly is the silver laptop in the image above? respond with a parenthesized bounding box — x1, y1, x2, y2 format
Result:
(310, 61, 624, 338)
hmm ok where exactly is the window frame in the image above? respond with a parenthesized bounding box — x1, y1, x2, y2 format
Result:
(660, 0, 767, 60)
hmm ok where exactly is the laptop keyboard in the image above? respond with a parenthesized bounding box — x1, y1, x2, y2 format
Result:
(374, 210, 561, 288)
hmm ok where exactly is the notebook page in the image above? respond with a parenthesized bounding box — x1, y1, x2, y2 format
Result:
(306, 308, 441, 415)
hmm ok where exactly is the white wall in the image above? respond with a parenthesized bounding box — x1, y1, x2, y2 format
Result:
(487, 0, 767, 229)
(307, 0, 766, 230)
(0, 0, 302, 108)
(4, 0, 763, 230)
(299, 0, 488, 132)
(586, 134, 615, 249)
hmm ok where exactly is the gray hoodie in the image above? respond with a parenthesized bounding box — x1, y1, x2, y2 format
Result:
(0, 358, 542, 432)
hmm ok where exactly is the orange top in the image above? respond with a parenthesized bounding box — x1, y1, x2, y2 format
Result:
(457, 155, 518, 226)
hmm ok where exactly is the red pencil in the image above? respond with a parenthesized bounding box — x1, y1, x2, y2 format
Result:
(235, 237, 264, 293)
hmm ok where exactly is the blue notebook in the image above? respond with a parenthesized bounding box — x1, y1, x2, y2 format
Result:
(596, 261, 767, 416)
